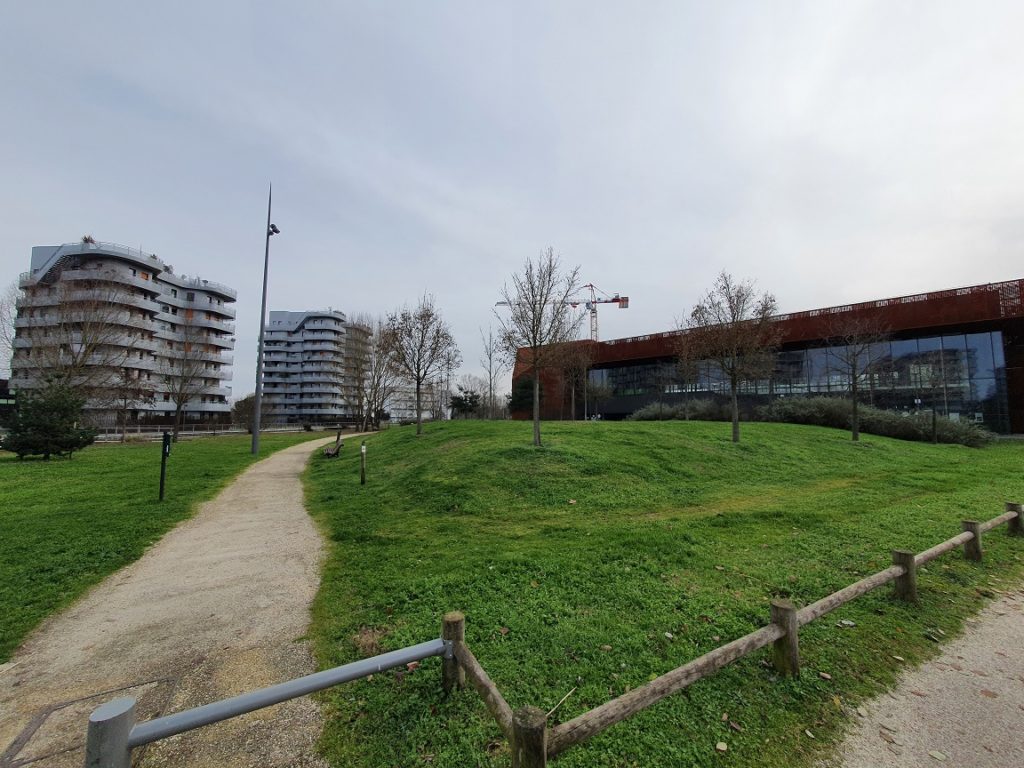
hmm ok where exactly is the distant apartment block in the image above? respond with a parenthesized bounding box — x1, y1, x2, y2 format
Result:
(10, 240, 236, 425)
(385, 381, 437, 423)
(262, 310, 371, 424)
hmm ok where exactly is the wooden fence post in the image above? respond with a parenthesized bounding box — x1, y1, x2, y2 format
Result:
(442, 611, 465, 694)
(962, 520, 982, 562)
(512, 706, 548, 768)
(769, 599, 799, 677)
(891, 550, 917, 603)
(1007, 502, 1024, 537)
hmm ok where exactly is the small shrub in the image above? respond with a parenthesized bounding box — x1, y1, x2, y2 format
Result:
(757, 397, 853, 429)
(758, 396, 994, 447)
(680, 398, 733, 421)
(627, 402, 680, 421)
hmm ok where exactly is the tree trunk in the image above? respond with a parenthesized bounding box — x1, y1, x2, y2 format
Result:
(416, 378, 423, 436)
(730, 379, 740, 443)
(570, 381, 576, 422)
(851, 376, 860, 442)
(172, 405, 183, 442)
(532, 370, 541, 447)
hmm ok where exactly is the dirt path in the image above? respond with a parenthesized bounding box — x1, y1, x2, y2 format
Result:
(826, 587, 1024, 768)
(0, 435, 347, 768)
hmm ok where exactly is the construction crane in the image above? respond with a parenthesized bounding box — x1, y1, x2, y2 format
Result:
(571, 283, 629, 341)
(495, 282, 629, 341)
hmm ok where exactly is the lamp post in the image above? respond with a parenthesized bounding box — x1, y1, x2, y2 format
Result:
(251, 185, 280, 455)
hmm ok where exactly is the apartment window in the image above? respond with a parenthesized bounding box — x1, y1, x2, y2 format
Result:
(186, 292, 195, 301)
(163, 394, 170, 401)
(140, 272, 149, 280)
(171, 289, 178, 297)
(131, 269, 137, 277)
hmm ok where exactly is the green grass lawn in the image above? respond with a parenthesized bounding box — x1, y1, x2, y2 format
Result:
(305, 420, 1024, 768)
(0, 431, 324, 661)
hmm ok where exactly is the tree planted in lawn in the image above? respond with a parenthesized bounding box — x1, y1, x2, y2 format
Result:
(683, 271, 778, 443)
(163, 313, 208, 442)
(498, 248, 582, 446)
(826, 313, 890, 442)
(1, 384, 96, 459)
(479, 325, 510, 420)
(0, 280, 16, 378)
(385, 295, 461, 435)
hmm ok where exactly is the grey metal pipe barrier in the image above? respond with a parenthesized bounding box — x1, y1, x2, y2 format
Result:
(85, 638, 449, 767)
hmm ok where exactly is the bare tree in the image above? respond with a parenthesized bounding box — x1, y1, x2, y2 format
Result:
(11, 278, 136, 399)
(363, 317, 399, 431)
(111, 367, 156, 442)
(826, 313, 890, 441)
(479, 325, 510, 419)
(554, 341, 593, 421)
(0, 280, 17, 378)
(497, 248, 583, 446)
(347, 314, 397, 432)
(385, 294, 461, 436)
(232, 392, 271, 432)
(163, 313, 209, 441)
(684, 271, 778, 443)
(672, 330, 703, 420)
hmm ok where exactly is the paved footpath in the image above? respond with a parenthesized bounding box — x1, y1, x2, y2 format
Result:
(0, 436, 345, 768)
(827, 586, 1024, 768)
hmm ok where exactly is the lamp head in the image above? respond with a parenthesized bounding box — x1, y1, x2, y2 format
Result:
(269, 224, 280, 235)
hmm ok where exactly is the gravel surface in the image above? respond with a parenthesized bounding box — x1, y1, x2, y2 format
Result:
(825, 587, 1024, 768)
(0, 436, 341, 768)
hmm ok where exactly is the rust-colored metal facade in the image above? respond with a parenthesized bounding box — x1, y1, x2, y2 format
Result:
(513, 279, 1024, 433)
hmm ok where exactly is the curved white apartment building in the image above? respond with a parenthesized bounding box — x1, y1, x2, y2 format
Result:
(10, 240, 236, 426)
(262, 310, 371, 424)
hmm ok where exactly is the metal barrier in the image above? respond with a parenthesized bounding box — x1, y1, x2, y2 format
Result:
(84, 639, 450, 768)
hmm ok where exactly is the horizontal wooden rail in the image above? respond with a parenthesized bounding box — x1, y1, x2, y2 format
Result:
(448, 501, 1023, 767)
(796, 565, 903, 625)
(546, 624, 784, 756)
(454, 641, 514, 739)
(980, 509, 1017, 533)
(915, 531, 973, 566)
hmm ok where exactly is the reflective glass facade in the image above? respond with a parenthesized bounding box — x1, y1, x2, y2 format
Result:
(589, 330, 1011, 433)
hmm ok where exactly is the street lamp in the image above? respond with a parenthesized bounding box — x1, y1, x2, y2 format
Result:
(251, 185, 279, 455)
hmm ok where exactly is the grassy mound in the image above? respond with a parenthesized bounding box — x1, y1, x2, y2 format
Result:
(305, 421, 1024, 767)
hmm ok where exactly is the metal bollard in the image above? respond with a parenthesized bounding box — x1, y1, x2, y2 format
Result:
(84, 697, 136, 768)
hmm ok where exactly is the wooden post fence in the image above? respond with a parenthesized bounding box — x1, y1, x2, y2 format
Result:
(438, 501, 1023, 764)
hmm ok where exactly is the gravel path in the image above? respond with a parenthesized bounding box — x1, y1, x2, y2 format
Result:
(826, 587, 1024, 768)
(0, 436, 343, 768)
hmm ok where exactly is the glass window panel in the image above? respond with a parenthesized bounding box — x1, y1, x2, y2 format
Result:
(941, 335, 969, 390)
(890, 339, 919, 390)
(773, 349, 807, 395)
(965, 332, 996, 380)
(991, 331, 1006, 372)
(827, 345, 851, 391)
(807, 347, 829, 393)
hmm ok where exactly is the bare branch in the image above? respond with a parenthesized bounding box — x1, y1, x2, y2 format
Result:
(384, 294, 461, 435)
(496, 248, 583, 445)
(683, 271, 779, 442)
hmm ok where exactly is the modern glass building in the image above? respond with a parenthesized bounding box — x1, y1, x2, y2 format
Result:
(513, 279, 1024, 434)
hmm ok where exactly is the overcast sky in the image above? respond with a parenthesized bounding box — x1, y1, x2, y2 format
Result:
(3, 2, 1023, 393)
